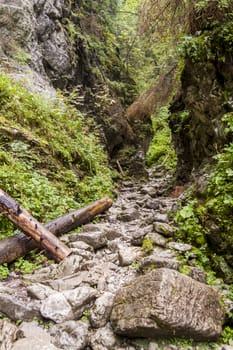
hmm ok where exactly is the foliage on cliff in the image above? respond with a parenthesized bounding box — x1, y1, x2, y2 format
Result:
(165, 0, 233, 284)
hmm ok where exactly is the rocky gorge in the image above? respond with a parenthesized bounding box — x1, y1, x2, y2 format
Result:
(0, 168, 232, 350)
(0, 0, 233, 349)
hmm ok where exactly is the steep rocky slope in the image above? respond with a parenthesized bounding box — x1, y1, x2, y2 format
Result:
(0, 0, 137, 156)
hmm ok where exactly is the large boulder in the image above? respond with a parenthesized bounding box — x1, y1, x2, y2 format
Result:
(110, 268, 224, 341)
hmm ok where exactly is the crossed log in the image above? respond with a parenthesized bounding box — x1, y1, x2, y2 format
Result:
(0, 189, 112, 264)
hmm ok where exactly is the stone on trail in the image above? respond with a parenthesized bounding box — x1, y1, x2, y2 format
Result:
(167, 241, 192, 252)
(0, 291, 41, 321)
(153, 222, 174, 237)
(117, 208, 140, 222)
(145, 232, 167, 247)
(110, 268, 224, 341)
(69, 231, 107, 249)
(90, 324, 116, 350)
(19, 321, 52, 342)
(141, 256, 180, 271)
(11, 337, 60, 350)
(40, 292, 74, 323)
(27, 283, 55, 300)
(63, 286, 98, 319)
(0, 320, 19, 350)
(90, 292, 115, 328)
(118, 245, 141, 267)
(50, 320, 89, 350)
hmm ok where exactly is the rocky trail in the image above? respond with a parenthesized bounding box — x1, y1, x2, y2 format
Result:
(0, 168, 231, 350)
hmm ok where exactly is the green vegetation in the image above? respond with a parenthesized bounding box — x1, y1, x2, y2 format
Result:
(0, 264, 10, 279)
(81, 309, 91, 322)
(175, 200, 207, 246)
(142, 237, 154, 254)
(0, 72, 113, 276)
(146, 106, 177, 169)
(220, 326, 233, 345)
(174, 110, 233, 281)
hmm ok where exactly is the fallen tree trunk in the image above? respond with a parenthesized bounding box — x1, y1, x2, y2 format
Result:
(0, 196, 113, 264)
(0, 189, 71, 263)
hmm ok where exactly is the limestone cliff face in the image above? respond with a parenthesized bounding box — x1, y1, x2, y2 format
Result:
(0, 0, 135, 155)
(168, 5, 233, 281)
(169, 46, 233, 184)
(0, 0, 73, 96)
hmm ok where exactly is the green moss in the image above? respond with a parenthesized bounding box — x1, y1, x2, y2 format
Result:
(179, 265, 192, 275)
(142, 237, 154, 254)
(146, 106, 177, 170)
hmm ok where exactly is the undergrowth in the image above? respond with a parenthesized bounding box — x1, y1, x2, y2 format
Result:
(175, 112, 233, 252)
(146, 106, 177, 170)
(0, 72, 113, 276)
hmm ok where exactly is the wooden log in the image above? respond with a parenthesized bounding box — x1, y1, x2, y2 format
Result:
(0, 189, 71, 262)
(0, 196, 113, 264)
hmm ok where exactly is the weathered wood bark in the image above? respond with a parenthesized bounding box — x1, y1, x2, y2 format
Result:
(0, 196, 113, 264)
(0, 189, 71, 262)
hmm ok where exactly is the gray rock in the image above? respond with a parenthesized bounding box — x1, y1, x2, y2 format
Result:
(63, 286, 98, 319)
(68, 241, 94, 252)
(141, 256, 180, 270)
(47, 271, 87, 291)
(0, 320, 19, 350)
(12, 337, 60, 350)
(118, 246, 141, 266)
(131, 230, 147, 245)
(188, 266, 207, 284)
(148, 342, 159, 350)
(90, 325, 116, 350)
(52, 255, 82, 279)
(81, 223, 106, 233)
(90, 292, 115, 328)
(0, 293, 40, 321)
(117, 208, 140, 222)
(104, 227, 123, 240)
(27, 283, 55, 300)
(144, 199, 160, 210)
(153, 222, 175, 237)
(167, 241, 192, 252)
(26, 265, 55, 283)
(19, 321, 51, 342)
(50, 320, 89, 350)
(40, 292, 74, 323)
(153, 213, 169, 223)
(145, 232, 167, 247)
(69, 231, 107, 249)
(110, 268, 224, 341)
(70, 248, 94, 261)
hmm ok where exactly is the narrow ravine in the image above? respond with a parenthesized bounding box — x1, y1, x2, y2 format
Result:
(0, 167, 229, 350)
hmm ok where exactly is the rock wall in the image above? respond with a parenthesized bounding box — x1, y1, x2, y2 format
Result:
(0, 0, 136, 157)
(169, 55, 233, 183)
(168, 3, 233, 281)
(168, 0, 233, 184)
(0, 0, 73, 96)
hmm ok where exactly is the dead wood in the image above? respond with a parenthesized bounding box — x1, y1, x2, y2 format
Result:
(0, 189, 72, 262)
(0, 196, 113, 264)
